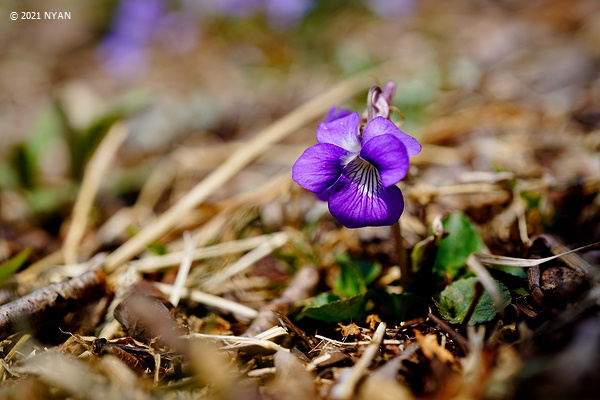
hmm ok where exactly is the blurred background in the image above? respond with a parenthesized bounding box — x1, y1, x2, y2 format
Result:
(1, 0, 600, 262)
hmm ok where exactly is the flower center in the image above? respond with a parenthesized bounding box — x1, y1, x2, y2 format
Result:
(344, 157, 381, 198)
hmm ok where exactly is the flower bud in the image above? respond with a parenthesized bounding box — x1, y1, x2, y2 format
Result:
(366, 81, 396, 121)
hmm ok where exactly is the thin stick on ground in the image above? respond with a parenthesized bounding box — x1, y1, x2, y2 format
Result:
(103, 68, 398, 272)
(62, 123, 128, 265)
(0, 271, 106, 340)
(428, 312, 470, 353)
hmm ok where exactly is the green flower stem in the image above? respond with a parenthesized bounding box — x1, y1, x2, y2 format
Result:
(392, 220, 409, 288)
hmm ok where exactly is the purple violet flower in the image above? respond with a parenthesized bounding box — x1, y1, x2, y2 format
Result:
(292, 110, 421, 228)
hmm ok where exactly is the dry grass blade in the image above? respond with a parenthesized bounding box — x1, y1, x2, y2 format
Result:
(169, 231, 196, 307)
(62, 123, 128, 265)
(130, 233, 280, 272)
(474, 242, 600, 267)
(314, 334, 402, 347)
(0, 334, 30, 379)
(202, 232, 288, 289)
(248, 367, 276, 377)
(153, 282, 258, 319)
(254, 326, 288, 341)
(189, 330, 289, 353)
(103, 69, 395, 272)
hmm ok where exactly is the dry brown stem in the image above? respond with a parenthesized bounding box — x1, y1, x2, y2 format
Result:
(0, 270, 106, 340)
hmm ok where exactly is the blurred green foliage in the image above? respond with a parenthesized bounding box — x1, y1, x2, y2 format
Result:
(1, 93, 146, 217)
(0, 247, 31, 283)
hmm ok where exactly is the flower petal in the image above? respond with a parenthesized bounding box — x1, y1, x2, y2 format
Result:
(360, 134, 409, 187)
(316, 188, 330, 201)
(328, 158, 404, 228)
(316, 112, 361, 153)
(292, 143, 353, 193)
(362, 116, 422, 156)
(325, 105, 353, 122)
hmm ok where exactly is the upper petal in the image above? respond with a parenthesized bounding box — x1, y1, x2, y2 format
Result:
(292, 143, 353, 193)
(325, 105, 353, 122)
(360, 134, 409, 187)
(316, 112, 361, 153)
(328, 157, 404, 228)
(362, 116, 422, 156)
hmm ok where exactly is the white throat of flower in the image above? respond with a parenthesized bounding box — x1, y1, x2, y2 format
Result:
(344, 157, 381, 198)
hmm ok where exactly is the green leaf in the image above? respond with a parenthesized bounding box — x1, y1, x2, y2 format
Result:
(73, 113, 122, 180)
(373, 289, 428, 321)
(511, 287, 530, 296)
(9, 144, 38, 190)
(298, 292, 369, 322)
(0, 248, 31, 283)
(306, 291, 341, 307)
(333, 253, 381, 298)
(335, 263, 365, 298)
(354, 259, 382, 286)
(28, 108, 62, 160)
(8, 108, 63, 190)
(433, 211, 484, 281)
(435, 277, 511, 324)
(493, 265, 527, 278)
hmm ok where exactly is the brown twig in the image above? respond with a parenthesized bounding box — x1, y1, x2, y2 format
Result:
(428, 312, 470, 353)
(461, 281, 484, 330)
(0, 271, 106, 340)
